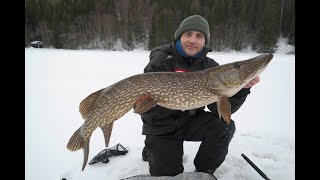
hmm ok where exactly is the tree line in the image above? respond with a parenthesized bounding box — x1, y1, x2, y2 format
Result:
(25, 0, 295, 53)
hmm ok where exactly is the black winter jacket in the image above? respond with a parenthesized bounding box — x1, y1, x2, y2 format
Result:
(141, 42, 251, 135)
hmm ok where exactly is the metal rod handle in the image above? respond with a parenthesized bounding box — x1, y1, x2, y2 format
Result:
(241, 153, 270, 180)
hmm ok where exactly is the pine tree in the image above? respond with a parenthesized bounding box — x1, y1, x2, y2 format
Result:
(257, 1, 280, 52)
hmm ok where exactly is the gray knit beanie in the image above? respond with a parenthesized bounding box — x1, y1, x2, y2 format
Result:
(174, 15, 210, 45)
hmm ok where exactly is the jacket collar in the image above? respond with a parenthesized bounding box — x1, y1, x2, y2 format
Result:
(170, 41, 212, 65)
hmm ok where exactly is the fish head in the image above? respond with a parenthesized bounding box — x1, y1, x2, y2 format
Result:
(207, 53, 273, 97)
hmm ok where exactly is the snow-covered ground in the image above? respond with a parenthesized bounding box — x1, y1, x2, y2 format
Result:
(25, 47, 295, 180)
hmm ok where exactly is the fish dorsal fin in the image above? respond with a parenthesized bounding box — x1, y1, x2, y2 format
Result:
(79, 88, 104, 119)
(133, 95, 157, 114)
(217, 96, 231, 124)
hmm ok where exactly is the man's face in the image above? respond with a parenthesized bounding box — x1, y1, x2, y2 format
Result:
(180, 31, 205, 57)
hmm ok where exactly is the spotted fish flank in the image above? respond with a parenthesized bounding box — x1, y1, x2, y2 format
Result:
(66, 53, 273, 171)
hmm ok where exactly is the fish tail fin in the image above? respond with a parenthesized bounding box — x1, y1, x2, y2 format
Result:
(82, 140, 90, 171)
(67, 127, 84, 151)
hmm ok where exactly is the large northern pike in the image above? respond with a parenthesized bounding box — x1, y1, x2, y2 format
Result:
(67, 53, 273, 171)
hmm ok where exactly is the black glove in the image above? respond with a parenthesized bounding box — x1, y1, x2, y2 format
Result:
(89, 143, 129, 165)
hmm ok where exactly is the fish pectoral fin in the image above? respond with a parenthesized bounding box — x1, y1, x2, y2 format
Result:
(217, 96, 231, 124)
(100, 122, 114, 147)
(133, 95, 157, 114)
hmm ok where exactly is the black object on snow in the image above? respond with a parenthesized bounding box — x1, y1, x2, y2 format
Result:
(89, 143, 129, 165)
(241, 153, 270, 180)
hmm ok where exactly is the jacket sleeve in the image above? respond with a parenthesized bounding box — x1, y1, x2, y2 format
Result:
(144, 62, 161, 73)
(143, 46, 169, 73)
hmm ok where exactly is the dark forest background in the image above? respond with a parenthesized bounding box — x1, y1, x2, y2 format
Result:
(25, 0, 295, 53)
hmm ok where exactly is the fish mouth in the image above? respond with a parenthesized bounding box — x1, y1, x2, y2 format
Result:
(228, 53, 273, 89)
(256, 53, 273, 67)
(233, 53, 273, 73)
(255, 53, 273, 74)
(259, 53, 273, 67)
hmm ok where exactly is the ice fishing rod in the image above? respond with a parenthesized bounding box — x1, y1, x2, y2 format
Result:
(241, 153, 270, 180)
